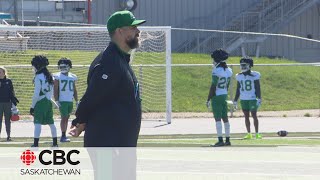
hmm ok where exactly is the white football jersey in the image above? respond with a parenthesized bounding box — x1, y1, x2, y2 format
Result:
(53, 72, 78, 102)
(31, 73, 54, 108)
(236, 71, 261, 100)
(212, 67, 233, 96)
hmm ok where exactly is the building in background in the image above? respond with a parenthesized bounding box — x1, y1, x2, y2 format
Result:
(91, 0, 320, 62)
(0, 0, 88, 24)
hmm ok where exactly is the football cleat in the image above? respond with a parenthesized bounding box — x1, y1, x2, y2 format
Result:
(210, 141, 225, 147)
(243, 133, 253, 139)
(255, 133, 262, 139)
(60, 136, 70, 143)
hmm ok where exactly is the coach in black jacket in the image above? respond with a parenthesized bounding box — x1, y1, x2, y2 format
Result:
(70, 11, 145, 147)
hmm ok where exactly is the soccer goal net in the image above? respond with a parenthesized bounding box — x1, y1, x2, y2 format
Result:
(0, 26, 172, 124)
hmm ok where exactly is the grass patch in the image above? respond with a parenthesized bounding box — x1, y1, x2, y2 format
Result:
(1, 51, 319, 114)
(1, 133, 320, 147)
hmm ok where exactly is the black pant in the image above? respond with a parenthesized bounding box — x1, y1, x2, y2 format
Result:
(0, 102, 11, 138)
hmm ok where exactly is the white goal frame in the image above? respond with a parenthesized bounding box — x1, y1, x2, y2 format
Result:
(1, 26, 172, 124)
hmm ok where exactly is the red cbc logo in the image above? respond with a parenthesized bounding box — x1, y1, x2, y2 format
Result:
(20, 150, 36, 165)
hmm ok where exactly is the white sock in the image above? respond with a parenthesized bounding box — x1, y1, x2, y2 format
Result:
(49, 124, 57, 138)
(224, 122, 230, 137)
(215, 121, 223, 137)
(34, 123, 41, 138)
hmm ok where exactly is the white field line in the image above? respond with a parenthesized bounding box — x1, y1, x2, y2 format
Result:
(138, 171, 320, 177)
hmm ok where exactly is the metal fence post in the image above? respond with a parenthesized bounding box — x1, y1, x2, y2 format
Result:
(281, 0, 284, 21)
(242, 14, 245, 32)
(230, 65, 234, 118)
(197, 31, 200, 53)
(139, 65, 143, 96)
(259, 13, 262, 32)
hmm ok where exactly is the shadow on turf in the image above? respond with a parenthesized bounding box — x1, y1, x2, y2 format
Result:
(153, 123, 170, 128)
(201, 145, 277, 148)
(138, 143, 277, 147)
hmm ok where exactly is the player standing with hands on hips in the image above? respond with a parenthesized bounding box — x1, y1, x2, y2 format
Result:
(206, 49, 233, 147)
(69, 10, 146, 147)
(233, 57, 262, 139)
(53, 58, 78, 143)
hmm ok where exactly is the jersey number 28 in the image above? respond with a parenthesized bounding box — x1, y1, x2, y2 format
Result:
(218, 77, 231, 89)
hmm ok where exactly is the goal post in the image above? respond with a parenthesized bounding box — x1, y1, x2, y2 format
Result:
(0, 26, 172, 124)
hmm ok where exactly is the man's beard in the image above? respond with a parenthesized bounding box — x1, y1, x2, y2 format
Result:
(126, 35, 139, 49)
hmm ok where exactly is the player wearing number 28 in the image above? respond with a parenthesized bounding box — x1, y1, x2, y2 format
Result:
(53, 58, 78, 143)
(233, 57, 262, 140)
(206, 49, 233, 147)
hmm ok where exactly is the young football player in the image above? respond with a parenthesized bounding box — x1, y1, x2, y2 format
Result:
(233, 57, 262, 139)
(53, 58, 78, 142)
(30, 55, 58, 147)
(206, 49, 233, 147)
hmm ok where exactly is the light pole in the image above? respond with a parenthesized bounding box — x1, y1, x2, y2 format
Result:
(87, 0, 91, 24)
(22, 0, 24, 26)
(37, 0, 40, 26)
(37, 0, 40, 17)
(62, 0, 65, 19)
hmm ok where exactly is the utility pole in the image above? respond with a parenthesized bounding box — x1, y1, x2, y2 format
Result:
(62, 0, 65, 19)
(13, 0, 18, 24)
(87, 0, 91, 24)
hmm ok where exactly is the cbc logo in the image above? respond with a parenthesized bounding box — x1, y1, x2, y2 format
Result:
(21, 149, 80, 166)
(21, 150, 36, 166)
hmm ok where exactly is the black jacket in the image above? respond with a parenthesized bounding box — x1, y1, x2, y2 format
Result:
(73, 42, 142, 147)
(0, 77, 19, 105)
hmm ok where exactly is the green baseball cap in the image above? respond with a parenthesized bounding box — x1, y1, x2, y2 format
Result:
(107, 10, 146, 33)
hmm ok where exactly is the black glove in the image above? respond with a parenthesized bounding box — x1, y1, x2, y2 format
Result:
(29, 108, 34, 116)
(12, 97, 19, 106)
(71, 117, 79, 126)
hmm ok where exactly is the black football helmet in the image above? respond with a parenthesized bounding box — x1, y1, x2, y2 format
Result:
(211, 49, 229, 65)
(58, 58, 72, 73)
(240, 57, 253, 72)
(31, 55, 49, 72)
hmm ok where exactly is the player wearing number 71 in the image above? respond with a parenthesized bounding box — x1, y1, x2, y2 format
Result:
(53, 58, 78, 143)
(206, 49, 233, 147)
(233, 57, 262, 140)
